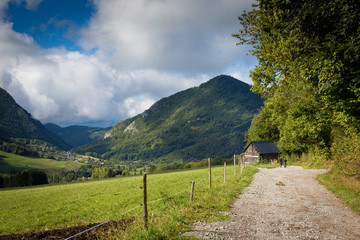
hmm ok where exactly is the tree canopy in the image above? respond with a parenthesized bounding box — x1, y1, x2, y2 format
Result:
(234, 0, 359, 175)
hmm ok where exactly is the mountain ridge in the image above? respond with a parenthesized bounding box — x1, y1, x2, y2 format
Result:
(76, 75, 263, 163)
(45, 123, 110, 148)
(0, 87, 70, 150)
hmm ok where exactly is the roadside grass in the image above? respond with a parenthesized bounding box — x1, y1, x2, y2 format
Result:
(0, 164, 259, 239)
(105, 165, 259, 240)
(317, 172, 360, 216)
(0, 150, 82, 174)
(254, 162, 279, 169)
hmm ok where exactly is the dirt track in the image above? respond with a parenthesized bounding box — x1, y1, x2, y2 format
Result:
(184, 166, 360, 240)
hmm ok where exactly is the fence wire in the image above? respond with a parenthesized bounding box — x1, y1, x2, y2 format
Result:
(64, 168, 240, 239)
(64, 175, 209, 239)
(65, 204, 142, 240)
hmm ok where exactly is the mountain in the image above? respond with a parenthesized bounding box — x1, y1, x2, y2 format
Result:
(45, 123, 111, 148)
(75, 75, 263, 163)
(0, 87, 70, 150)
(53, 120, 118, 128)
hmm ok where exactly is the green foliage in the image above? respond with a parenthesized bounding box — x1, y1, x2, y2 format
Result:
(0, 142, 39, 157)
(234, 0, 360, 177)
(76, 75, 263, 163)
(91, 167, 115, 179)
(49, 165, 94, 183)
(331, 122, 360, 177)
(1, 170, 48, 188)
(146, 157, 231, 173)
(0, 88, 70, 150)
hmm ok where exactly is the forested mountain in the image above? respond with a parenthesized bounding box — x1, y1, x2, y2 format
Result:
(234, 0, 359, 177)
(45, 123, 111, 148)
(0, 87, 69, 150)
(75, 75, 263, 163)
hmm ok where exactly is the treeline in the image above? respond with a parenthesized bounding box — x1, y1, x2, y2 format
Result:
(234, 0, 359, 176)
(0, 142, 40, 157)
(49, 165, 123, 183)
(148, 157, 232, 173)
(0, 157, 233, 188)
(0, 139, 74, 160)
(0, 170, 48, 188)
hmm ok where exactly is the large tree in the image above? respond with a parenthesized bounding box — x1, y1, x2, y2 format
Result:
(234, 0, 360, 157)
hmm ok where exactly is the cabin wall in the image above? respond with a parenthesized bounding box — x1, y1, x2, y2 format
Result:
(244, 143, 259, 164)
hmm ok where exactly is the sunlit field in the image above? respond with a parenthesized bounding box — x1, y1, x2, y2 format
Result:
(0, 164, 258, 238)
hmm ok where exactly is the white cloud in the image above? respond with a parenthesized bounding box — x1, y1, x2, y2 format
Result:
(0, 0, 256, 125)
(80, 0, 255, 73)
(23, 0, 43, 10)
(0, 21, 208, 123)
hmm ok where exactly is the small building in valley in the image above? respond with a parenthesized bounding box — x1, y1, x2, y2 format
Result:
(243, 141, 281, 164)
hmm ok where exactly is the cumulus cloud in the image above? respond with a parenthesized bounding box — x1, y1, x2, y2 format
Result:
(0, 0, 256, 125)
(0, 20, 207, 123)
(80, 0, 254, 73)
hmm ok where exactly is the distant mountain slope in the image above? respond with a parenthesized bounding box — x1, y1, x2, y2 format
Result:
(45, 123, 110, 148)
(76, 75, 263, 163)
(0, 87, 69, 150)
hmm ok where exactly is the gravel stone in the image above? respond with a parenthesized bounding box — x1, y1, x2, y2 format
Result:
(184, 166, 360, 240)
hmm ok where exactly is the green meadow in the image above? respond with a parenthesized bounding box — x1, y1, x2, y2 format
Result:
(0, 150, 82, 174)
(0, 164, 259, 239)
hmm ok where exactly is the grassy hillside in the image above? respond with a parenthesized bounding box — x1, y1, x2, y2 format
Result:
(0, 164, 258, 238)
(0, 151, 82, 174)
(76, 75, 263, 163)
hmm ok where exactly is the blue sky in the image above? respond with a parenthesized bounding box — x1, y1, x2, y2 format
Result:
(7, 0, 94, 51)
(0, 0, 256, 126)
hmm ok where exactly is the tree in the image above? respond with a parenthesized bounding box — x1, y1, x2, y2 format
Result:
(233, 0, 360, 156)
(91, 167, 115, 179)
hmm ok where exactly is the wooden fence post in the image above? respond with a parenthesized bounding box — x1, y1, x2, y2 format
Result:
(224, 162, 226, 183)
(143, 173, 148, 230)
(234, 154, 236, 177)
(208, 158, 211, 188)
(190, 181, 195, 201)
(238, 155, 241, 175)
(241, 154, 245, 174)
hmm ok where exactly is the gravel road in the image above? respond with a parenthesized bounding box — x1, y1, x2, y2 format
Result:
(184, 166, 360, 240)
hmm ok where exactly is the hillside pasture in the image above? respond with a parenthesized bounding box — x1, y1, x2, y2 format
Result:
(0, 165, 258, 238)
(0, 151, 82, 174)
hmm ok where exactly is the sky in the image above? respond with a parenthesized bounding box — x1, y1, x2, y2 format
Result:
(0, 0, 257, 127)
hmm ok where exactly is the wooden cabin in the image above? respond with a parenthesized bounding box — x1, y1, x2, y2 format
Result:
(243, 141, 281, 164)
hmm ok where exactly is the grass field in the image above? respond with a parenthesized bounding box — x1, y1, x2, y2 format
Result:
(0, 164, 259, 239)
(0, 151, 82, 174)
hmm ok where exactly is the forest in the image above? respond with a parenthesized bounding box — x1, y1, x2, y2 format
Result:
(233, 0, 359, 177)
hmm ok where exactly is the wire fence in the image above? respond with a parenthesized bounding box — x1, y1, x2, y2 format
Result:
(64, 163, 245, 239)
(65, 205, 142, 240)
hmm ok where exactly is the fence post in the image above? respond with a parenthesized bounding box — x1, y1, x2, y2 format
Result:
(241, 154, 245, 174)
(224, 162, 226, 183)
(143, 173, 148, 230)
(190, 181, 195, 201)
(208, 158, 211, 188)
(234, 154, 236, 177)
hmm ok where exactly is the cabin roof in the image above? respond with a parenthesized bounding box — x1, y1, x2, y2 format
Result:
(244, 141, 281, 154)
